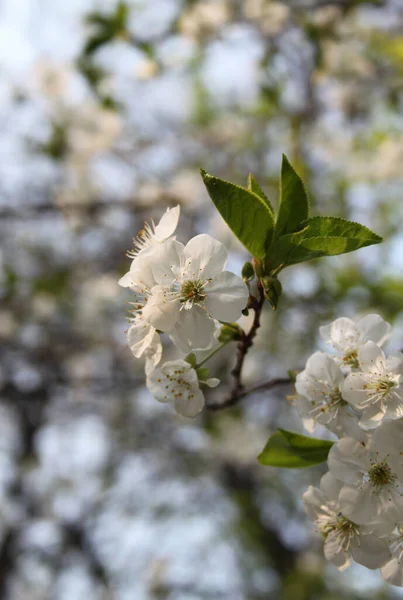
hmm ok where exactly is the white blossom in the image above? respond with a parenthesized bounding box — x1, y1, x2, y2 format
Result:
(342, 342, 403, 430)
(127, 205, 180, 259)
(127, 318, 162, 375)
(319, 314, 391, 369)
(327, 434, 403, 526)
(303, 472, 391, 571)
(295, 351, 358, 436)
(146, 359, 219, 418)
(140, 235, 248, 351)
(381, 526, 403, 587)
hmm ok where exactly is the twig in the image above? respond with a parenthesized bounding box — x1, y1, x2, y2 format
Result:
(206, 281, 292, 410)
(207, 377, 292, 411)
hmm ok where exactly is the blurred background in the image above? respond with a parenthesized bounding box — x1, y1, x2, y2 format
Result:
(1, 0, 403, 598)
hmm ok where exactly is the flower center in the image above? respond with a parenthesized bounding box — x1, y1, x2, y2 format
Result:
(329, 390, 348, 409)
(320, 513, 359, 551)
(365, 377, 396, 402)
(368, 460, 397, 490)
(343, 350, 359, 369)
(180, 279, 206, 306)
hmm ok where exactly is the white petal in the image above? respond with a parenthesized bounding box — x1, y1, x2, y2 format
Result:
(141, 286, 180, 332)
(324, 532, 351, 570)
(351, 535, 391, 569)
(171, 306, 216, 351)
(129, 252, 158, 290)
(338, 484, 378, 524)
(320, 472, 343, 500)
(205, 272, 248, 322)
(383, 393, 403, 420)
(174, 388, 205, 418)
(146, 367, 172, 403)
(127, 321, 157, 358)
(150, 239, 184, 284)
(373, 420, 403, 478)
(118, 271, 135, 288)
(381, 558, 403, 587)
(302, 485, 327, 521)
(342, 372, 370, 408)
(358, 403, 386, 430)
(328, 438, 370, 484)
(154, 205, 180, 241)
(355, 314, 392, 347)
(319, 317, 358, 353)
(387, 352, 403, 376)
(357, 341, 386, 372)
(183, 234, 227, 280)
(304, 352, 344, 387)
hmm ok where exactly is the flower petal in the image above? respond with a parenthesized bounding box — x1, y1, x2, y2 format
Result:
(205, 271, 248, 322)
(141, 286, 180, 332)
(170, 306, 216, 351)
(351, 535, 391, 570)
(355, 314, 392, 348)
(381, 557, 403, 587)
(174, 388, 205, 418)
(357, 341, 386, 372)
(338, 484, 378, 524)
(328, 438, 370, 484)
(319, 317, 358, 353)
(182, 234, 227, 280)
(154, 205, 180, 241)
(324, 532, 351, 570)
(150, 239, 184, 284)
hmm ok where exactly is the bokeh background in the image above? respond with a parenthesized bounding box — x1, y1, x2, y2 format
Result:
(2, 0, 403, 598)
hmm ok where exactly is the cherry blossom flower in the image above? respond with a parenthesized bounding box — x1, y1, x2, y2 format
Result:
(146, 359, 219, 417)
(327, 434, 403, 526)
(295, 351, 357, 436)
(342, 341, 403, 429)
(140, 235, 248, 351)
(381, 526, 403, 587)
(303, 472, 391, 571)
(127, 318, 162, 375)
(126, 205, 180, 259)
(319, 314, 391, 369)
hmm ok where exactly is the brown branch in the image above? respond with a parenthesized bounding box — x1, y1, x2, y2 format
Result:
(206, 282, 292, 410)
(207, 377, 292, 411)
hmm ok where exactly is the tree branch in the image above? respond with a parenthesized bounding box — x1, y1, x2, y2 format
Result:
(206, 282, 292, 410)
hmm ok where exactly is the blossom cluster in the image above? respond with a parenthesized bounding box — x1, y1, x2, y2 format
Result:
(297, 314, 403, 585)
(118, 206, 248, 417)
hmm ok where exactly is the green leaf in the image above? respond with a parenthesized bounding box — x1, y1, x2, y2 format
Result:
(258, 429, 334, 468)
(275, 155, 310, 237)
(247, 174, 274, 217)
(200, 170, 275, 260)
(269, 216, 382, 269)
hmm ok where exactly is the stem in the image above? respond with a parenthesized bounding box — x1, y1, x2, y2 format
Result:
(207, 377, 292, 410)
(196, 342, 228, 369)
(206, 282, 269, 410)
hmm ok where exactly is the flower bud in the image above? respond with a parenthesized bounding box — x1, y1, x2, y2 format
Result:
(242, 261, 255, 282)
(261, 276, 282, 310)
(218, 322, 243, 343)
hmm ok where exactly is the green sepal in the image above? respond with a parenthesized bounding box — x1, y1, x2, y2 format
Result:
(196, 367, 209, 381)
(184, 353, 197, 368)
